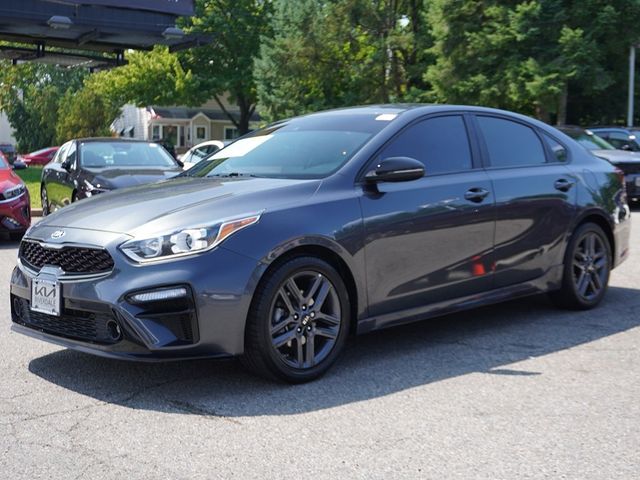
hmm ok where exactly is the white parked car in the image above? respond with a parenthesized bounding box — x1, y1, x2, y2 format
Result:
(180, 140, 228, 169)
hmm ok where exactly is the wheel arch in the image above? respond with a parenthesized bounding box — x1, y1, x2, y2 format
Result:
(570, 209, 615, 261)
(252, 238, 364, 336)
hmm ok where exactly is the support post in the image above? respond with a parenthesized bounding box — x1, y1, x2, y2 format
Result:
(628, 45, 636, 127)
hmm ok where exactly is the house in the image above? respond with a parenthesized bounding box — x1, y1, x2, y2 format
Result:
(111, 97, 261, 154)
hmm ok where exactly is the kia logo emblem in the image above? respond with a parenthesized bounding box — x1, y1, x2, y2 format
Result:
(51, 230, 66, 239)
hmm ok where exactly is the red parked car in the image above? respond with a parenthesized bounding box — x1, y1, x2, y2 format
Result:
(0, 151, 30, 239)
(18, 146, 59, 166)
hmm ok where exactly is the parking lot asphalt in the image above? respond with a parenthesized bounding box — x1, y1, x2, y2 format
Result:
(1, 212, 639, 480)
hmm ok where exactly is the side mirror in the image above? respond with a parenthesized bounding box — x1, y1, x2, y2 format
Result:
(61, 158, 72, 171)
(621, 144, 632, 151)
(175, 159, 184, 168)
(12, 160, 27, 170)
(365, 157, 424, 183)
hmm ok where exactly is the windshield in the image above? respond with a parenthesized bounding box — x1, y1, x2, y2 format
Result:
(565, 131, 614, 151)
(0, 154, 7, 169)
(185, 114, 394, 179)
(80, 142, 177, 168)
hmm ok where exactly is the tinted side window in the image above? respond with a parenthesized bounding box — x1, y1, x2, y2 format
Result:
(477, 116, 546, 167)
(379, 115, 473, 175)
(607, 131, 640, 151)
(66, 143, 77, 170)
(53, 143, 70, 164)
(542, 133, 567, 162)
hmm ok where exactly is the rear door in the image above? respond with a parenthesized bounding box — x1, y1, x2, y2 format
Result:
(359, 114, 496, 317)
(473, 115, 577, 288)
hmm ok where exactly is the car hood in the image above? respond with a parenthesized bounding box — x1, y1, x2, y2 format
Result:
(591, 149, 640, 164)
(36, 176, 321, 235)
(84, 167, 183, 189)
(0, 169, 23, 192)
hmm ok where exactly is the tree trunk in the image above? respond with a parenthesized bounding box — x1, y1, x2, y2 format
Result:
(556, 83, 568, 126)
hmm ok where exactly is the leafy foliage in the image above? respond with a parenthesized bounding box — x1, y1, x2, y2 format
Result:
(255, 0, 432, 122)
(55, 87, 119, 143)
(0, 62, 86, 151)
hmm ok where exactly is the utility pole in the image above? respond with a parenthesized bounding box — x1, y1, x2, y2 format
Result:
(628, 45, 636, 127)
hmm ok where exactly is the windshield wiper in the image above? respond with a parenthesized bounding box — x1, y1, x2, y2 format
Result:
(208, 172, 257, 178)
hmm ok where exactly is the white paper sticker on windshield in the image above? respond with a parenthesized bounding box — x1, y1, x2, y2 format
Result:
(211, 135, 272, 159)
(375, 113, 398, 121)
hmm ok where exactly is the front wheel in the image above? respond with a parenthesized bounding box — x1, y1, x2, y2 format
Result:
(550, 223, 611, 310)
(41, 186, 50, 216)
(242, 256, 351, 383)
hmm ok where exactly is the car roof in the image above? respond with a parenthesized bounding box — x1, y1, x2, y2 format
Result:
(73, 137, 154, 143)
(288, 104, 560, 133)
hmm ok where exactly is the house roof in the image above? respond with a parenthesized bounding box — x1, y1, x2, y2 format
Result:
(149, 106, 261, 123)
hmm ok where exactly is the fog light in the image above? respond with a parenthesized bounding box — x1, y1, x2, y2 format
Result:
(130, 287, 188, 303)
(2, 217, 21, 229)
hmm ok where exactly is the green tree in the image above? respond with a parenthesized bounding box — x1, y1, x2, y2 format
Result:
(426, 0, 640, 124)
(255, 0, 432, 122)
(0, 62, 85, 151)
(55, 86, 119, 144)
(87, 46, 195, 112)
(179, 0, 273, 133)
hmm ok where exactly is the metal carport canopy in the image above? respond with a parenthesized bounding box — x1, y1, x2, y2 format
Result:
(0, 0, 201, 55)
(51, 0, 194, 16)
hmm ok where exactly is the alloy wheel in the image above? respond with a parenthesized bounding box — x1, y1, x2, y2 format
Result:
(269, 270, 342, 369)
(572, 232, 608, 301)
(41, 188, 49, 216)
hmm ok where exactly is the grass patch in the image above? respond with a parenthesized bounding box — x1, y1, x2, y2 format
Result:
(15, 166, 42, 210)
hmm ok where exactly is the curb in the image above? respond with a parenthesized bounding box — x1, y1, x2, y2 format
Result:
(32, 208, 43, 217)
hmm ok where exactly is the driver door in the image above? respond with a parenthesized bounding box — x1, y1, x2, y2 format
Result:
(359, 114, 496, 318)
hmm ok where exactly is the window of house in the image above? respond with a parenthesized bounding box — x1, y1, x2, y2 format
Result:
(224, 127, 240, 140)
(377, 115, 473, 175)
(196, 126, 207, 140)
(152, 125, 161, 141)
(477, 116, 546, 167)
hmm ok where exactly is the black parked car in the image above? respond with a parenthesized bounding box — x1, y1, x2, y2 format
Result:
(12, 106, 631, 383)
(558, 126, 640, 202)
(40, 138, 183, 215)
(0, 143, 17, 164)
(587, 127, 640, 152)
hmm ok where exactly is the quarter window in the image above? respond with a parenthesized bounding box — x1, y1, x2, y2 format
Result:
(477, 116, 546, 167)
(378, 115, 473, 175)
(542, 133, 568, 162)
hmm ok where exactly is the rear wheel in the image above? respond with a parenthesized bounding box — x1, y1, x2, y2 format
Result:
(550, 223, 611, 310)
(40, 186, 50, 216)
(242, 256, 350, 383)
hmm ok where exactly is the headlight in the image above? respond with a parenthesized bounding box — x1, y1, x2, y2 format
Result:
(119, 214, 261, 263)
(83, 179, 109, 197)
(2, 184, 25, 201)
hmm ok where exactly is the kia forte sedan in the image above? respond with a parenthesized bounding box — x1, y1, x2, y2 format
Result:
(40, 138, 183, 215)
(10, 105, 631, 383)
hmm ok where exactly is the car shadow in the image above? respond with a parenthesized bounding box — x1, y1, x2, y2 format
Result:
(28, 286, 640, 418)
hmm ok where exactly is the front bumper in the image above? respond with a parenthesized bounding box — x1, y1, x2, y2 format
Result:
(10, 226, 264, 361)
(625, 174, 640, 199)
(0, 192, 30, 232)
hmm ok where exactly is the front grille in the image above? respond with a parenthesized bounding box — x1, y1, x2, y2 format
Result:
(19, 240, 114, 275)
(12, 297, 121, 344)
(617, 162, 640, 175)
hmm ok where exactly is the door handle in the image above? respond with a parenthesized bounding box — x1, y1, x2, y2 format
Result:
(554, 178, 575, 192)
(464, 187, 490, 203)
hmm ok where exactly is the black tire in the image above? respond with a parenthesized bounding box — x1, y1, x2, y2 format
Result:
(41, 186, 50, 216)
(550, 222, 611, 310)
(242, 256, 351, 383)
